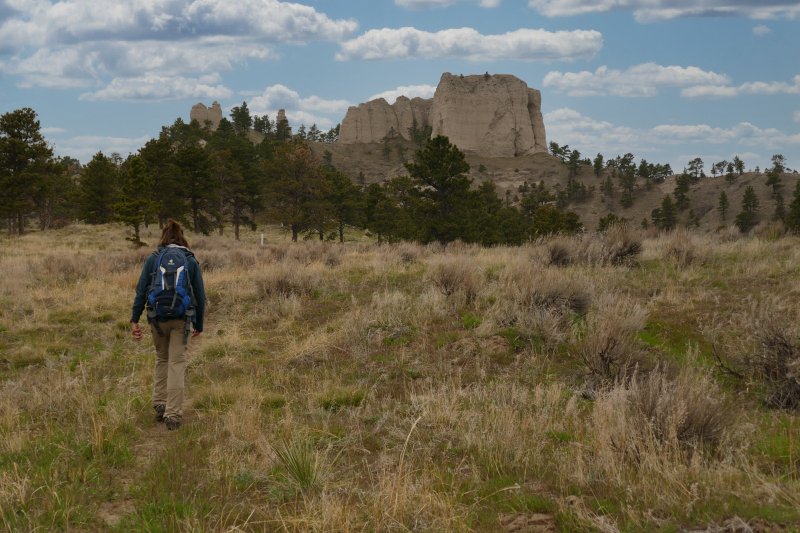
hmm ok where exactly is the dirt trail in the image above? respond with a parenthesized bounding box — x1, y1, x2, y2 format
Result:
(97, 334, 206, 529)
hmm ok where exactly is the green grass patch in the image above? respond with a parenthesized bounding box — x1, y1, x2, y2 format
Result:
(322, 389, 365, 411)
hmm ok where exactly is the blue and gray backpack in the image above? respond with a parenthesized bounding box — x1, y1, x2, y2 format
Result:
(146, 245, 197, 344)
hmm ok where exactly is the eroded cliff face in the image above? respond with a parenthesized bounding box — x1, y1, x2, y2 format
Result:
(338, 73, 547, 158)
(338, 96, 432, 144)
(190, 101, 223, 131)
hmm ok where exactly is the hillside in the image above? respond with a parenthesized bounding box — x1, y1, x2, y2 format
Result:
(309, 139, 798, 233)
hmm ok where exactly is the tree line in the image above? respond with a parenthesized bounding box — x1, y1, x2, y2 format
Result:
(0, 107, 580, 245)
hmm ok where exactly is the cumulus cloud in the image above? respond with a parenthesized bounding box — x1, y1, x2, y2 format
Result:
(367, 84, 437, 103)
(336, 27, 602, 62)
(543, 63, 730, 97)
(396, 0, 501, 9)
(79, 74, 233, 102)
(528, 0, 800, 23)
(545, 107, 800, 162)
(54, 134, 151, 161)
(245, 85, 352, 129)
(794, 110, 800, 122)
(0, 0, 357, 92)
(753, 24, 772, 35)
(681, 75, 800, 98)
(41, 127, 67, 134)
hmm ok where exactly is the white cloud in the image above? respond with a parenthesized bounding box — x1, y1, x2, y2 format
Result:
(681, 75, 800, 98)
(794, 110, 800, 122)
(54, 134, 151, 161)
(543, 63, 730, 97)
(41, 127, 67, 134)
(336, 27, 603, 62)
(545, 107, 800, 163)
(396, 0, 501, 9)
(753, 24, 772, 35)
(0, 0, 357, 92)
(244, 85, 352, 129)
(528, 0, 800, 23)
(368, 84, 437, 103)
(78, 74, 233, 102)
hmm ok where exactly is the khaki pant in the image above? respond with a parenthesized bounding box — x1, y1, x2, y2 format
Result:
(150, 319, 190, 422)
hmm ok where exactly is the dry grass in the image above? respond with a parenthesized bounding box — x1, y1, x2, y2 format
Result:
(1, 222, 799, 532)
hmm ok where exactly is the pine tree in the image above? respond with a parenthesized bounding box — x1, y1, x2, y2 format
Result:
(115, 157, 158, 245)
(230, 101, 253, 134)
(657, 195, 677, 230)
(404, 135, 471, 243)
(734, 185, 759, 232)
(78, 152, 119, 224)
(593, 153, 604, 176)
(717, 191, 729, 221)
(567, 149, 582, 176)
(784, 180, 800, 232)
(773, 191, 786, 222)
(176, 145, 217, 234)
(0, 108, 55, 234)
(673, 173, 691, 209)
(325, 168, 365, 243)
(263, 143, 329, 242)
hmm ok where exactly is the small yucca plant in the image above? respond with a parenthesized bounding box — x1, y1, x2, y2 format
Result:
(274, 437, 330, 492)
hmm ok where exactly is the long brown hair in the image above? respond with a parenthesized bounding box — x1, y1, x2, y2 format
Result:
(158, 219, 190, 248)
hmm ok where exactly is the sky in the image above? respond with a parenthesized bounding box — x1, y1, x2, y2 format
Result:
(1, 0, 799, 172)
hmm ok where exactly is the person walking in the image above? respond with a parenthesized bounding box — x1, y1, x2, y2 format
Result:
(131, 220, 206, 430)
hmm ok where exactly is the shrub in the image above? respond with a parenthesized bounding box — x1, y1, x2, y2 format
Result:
(569, 295, 649, 383)
(500, 262, 591, 315)
(627, 369, 733, 445)
(748, 322, 800, 409)
(546, 238, 572, 266)
(428, 257, 483, 302)
(274, 437, 331, 492)
(396, 243, 422, 264)
(664, 229, 696, 269)
(258, 263, 315, 298)
(595, 224, 642, 265)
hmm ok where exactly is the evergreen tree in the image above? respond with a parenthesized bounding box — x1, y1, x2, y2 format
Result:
(687, 157, 704, 180)
(404, 135, 471, 243)
(773, 192, 786, 222)
(567, 149, 582, 176)
(176, 145, 217, 234)
(655, 195, 677, 230)
(325, 168, 365, 243)
(783, 180, 800, 232)
(230, 101, 253, 134)
(717, 191, 729, 221)
(733, 155, 745, 175)
(0, 108, 55, 234)
(263, 143, 328, 242)
(734, 185, 759, 232)
(618, 168, 636, 203)
(673, 173, 691, 209)
(114, 157, 158, 244)
(725, 163, 736, 184)
(766, 155, 786, 195)
(593, 153, 604, 176)
(139, 136, 181, 227)
(78, 152, 119, 224)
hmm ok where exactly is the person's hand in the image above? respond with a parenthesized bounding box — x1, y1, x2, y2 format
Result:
(192, 330, 202, 338)
(131, 321, 143, 342)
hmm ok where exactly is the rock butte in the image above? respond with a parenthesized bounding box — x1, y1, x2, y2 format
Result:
(188, 104, 292, 134)
(339, 73, 547, 158)
(189, 101, 223, 131)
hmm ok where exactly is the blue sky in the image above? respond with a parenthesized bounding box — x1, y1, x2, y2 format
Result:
(1, 0, 799, 172)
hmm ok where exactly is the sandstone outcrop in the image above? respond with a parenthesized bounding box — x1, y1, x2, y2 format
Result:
(190, 101, 223, 131)
(276, 109, 292, 136)
(338, 73, 547, 158)
(338, 97, 431, 144)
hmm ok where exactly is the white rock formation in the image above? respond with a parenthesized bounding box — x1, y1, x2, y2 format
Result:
(338, 73, 547, 157)
(190, 101, 223, 131)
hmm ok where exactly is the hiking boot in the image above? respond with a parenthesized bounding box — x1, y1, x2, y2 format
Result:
(165, 416, 181, 431)
(154, 404, 166, 422)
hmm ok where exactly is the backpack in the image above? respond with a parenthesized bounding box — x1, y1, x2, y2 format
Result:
(146, 245, 197, 344)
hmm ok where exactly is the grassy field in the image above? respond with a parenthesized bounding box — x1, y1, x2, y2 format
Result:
(1, 223, 799, 532)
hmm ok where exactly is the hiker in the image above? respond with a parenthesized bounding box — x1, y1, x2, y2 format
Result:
(130, 220, 206, 430)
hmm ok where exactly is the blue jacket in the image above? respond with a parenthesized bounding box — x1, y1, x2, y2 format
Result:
(131, 245, 206, 332)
